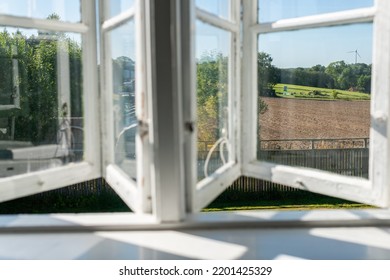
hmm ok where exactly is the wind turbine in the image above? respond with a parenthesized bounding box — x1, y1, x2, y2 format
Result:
(347, 49, 361, 64)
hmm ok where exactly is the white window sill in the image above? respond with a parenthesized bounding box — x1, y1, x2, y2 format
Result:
(1, 209, 390, 259)
(1, 208, 390, 232)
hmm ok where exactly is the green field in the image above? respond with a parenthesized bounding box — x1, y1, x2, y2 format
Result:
(273, 83, 371, 101)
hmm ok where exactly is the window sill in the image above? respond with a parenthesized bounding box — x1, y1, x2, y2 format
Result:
(1, 209, 390, 259)
(1, 208, 390, 233)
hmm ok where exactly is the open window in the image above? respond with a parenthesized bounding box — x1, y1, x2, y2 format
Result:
(241, 0, 390, 208)
(190, 0, 242, 212)
(0, 0, 100, 203)
(1, 0, 390, 225)
(99, 0, 151, 213)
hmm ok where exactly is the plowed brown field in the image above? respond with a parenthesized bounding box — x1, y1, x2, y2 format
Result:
(259, 97, 370, 140)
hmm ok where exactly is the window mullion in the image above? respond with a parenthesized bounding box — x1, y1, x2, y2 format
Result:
(81, 0, 101, 173)
(241, 0, 258, 168)
(149, 0, 186, 222)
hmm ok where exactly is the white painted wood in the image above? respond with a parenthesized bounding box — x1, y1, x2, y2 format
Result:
(195, 162, 240, 212)
(0, 159, 62, 178)
(196, 8, 239, 33)
(240, 1, 390, 208)
(12, 49, 20, 109)
(99, 0, 145, 214)
(0, 0, 100, 204)
(81, 0, 101, 174)
(57, 41, 71, 122)
(9, 144, 67, 159)
(105, 164, 140, 212)
(242, 161, 387, 207)
(56, 40, 71, 149)
(369, 0, 390, 208)
(0, 14, 88, 33)
(180, 0, 197, 213)
(135, 0, 152, 213)
(0, 162, 97, 203)
(101, 33, 115, 168)
(101, 7, 135, 32)
(228, 30, 238, 164)
(149, 0, 186, 222)
(241, 0, 258, 167)
(99, 0, 113, 173)
(254, 7, 375, 34)
(191, 0, 241, 213)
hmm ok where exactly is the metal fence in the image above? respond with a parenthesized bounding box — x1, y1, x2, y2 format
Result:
(198, 138, 369, 194)
(34, 138, 370, 200)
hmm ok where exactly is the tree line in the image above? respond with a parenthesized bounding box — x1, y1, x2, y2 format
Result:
(258, 52, 372, 95)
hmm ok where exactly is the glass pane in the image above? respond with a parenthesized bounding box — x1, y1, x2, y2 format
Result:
(196, 20, 231, 182)
(257, 23, 372, 179)
(109, 20, 137, 179)
(0, 27, 83, 178)
(196, 0, 231, 21)
(108, 0, 135, 18)
(258, 0, 373, 23)
(0, 0, 81, 22)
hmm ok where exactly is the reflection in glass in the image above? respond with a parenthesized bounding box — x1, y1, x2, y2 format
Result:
(257, 24, 372, 179)
(0, 27, 83, 178)
(109, 20, 137, 179)
(0, 0, 81, 22)
(258, 0, 373, 23)
(196, 0, 231, 20)
(196, 20, 231, 182)
(109, 0, 135, 18)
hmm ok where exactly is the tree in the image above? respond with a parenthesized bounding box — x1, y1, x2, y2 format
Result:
(257, 52, 280, 96)
(0, 22, 82, 144)
(196, 52, 228, 143)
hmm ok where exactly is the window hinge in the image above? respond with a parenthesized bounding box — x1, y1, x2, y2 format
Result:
(138, 119, 149, 138)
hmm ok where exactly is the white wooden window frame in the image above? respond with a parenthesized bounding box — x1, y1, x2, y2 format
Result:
(241, 0, 390, 208)
(190, 0, 242, 213)
(99, 0, 152, 214)
(0, 0, 101, 203)
(1, 0, 390, 230)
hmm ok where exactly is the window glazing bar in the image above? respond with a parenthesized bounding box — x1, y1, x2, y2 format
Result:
(196, 8, 239, 33)
(0, 14, 88, 33)
(101, 7, 135, 32)
(254, 7, 375, 34)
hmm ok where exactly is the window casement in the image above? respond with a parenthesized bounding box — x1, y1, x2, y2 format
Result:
(0, 0, 101, 203)
(189, 0, 242, 212)
(1, 0, 390, 227)
(240, 0, 390, 208)
(99, 0, 152, 214)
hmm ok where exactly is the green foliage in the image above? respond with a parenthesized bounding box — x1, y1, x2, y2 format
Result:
(0, 26, 82, 143)
(332, 90, 339, 99)
(280, 60, 371, 93)
(257, 52, 281, 96)
(196, 52, 228, 143)
(273, 83, 370, 100)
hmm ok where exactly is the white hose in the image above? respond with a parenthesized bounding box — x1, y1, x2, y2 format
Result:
(204, 136, 229, 178)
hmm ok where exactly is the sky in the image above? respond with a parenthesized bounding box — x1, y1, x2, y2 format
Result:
(0, 0, 374, 68)
(196, 0, 374, 68)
